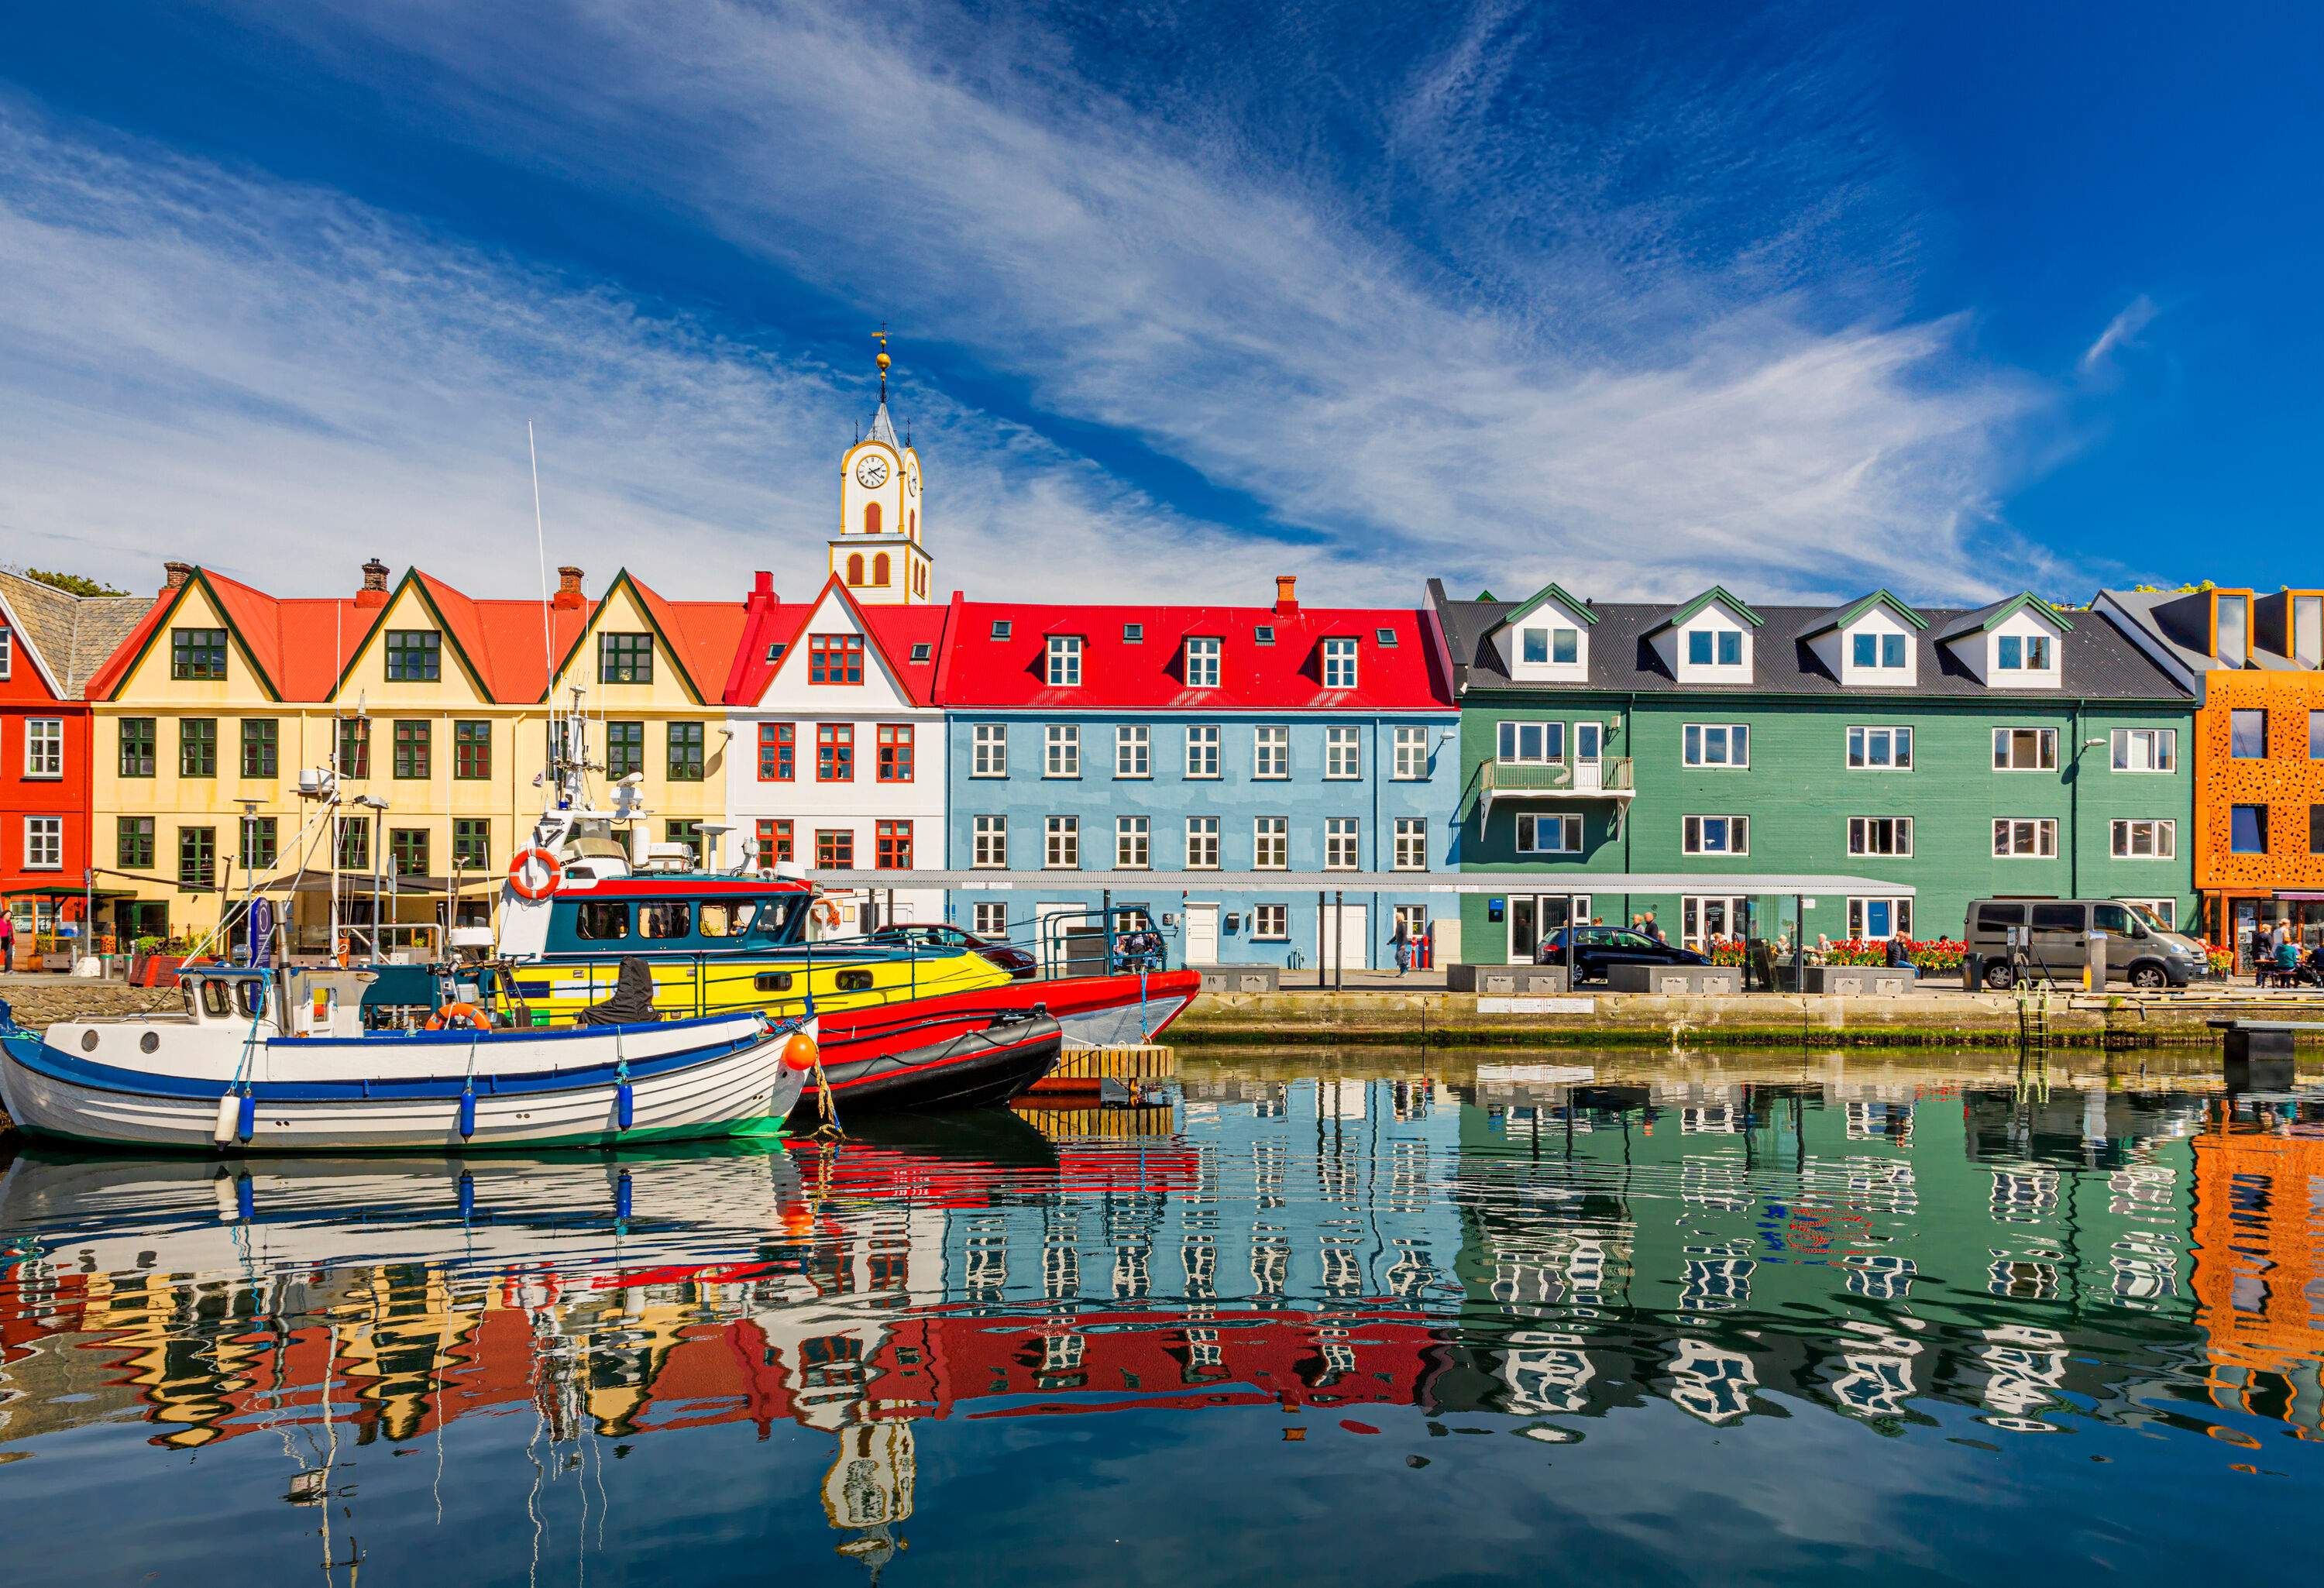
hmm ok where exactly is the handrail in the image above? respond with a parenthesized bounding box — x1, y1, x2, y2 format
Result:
(1480, 758, 1635, 793)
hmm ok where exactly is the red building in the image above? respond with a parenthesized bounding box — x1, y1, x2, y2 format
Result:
(0, 571, 149, 957)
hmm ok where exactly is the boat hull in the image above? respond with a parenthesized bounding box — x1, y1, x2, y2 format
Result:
(0, 1014, 807, 1153)
(789, 1015, 1063, 1120)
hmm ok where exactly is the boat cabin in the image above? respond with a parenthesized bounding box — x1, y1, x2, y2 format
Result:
(177, 965, 380, 1038)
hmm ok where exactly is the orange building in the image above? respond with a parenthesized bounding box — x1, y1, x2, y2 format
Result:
(2099, 585, 2324, 957)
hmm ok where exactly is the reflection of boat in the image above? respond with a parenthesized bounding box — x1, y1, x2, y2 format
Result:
(0, 1140, 806, 1279)
(0, 967, 808, 1152)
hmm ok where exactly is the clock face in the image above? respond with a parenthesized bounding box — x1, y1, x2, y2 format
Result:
(906, 465, 919, 497)
(855, 455, 890, 489)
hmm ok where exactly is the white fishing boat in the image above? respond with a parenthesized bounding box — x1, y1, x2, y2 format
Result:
(0, 963, 816, 1153)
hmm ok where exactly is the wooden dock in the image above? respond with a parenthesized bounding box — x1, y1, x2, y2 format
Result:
(1025, 1041, 1176, 1096)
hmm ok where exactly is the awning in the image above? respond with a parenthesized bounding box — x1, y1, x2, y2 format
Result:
(804, 870, 1913, 895)
(3, 885, 136, 900)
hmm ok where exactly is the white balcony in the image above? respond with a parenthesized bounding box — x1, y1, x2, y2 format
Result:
(1480, 757, 1635, 812)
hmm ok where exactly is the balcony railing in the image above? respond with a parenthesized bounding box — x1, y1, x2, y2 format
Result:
(1480, 757, 1635, 807)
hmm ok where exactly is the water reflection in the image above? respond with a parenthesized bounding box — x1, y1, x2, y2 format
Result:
(1, 1051, 2319, 1584)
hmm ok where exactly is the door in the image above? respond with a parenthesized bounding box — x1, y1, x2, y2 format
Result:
(1508, 894, 1590, 964)
(1682, 895, 1748, 953)
(1184, 902, 1220, 965)
(1315, 904, 1368, 974)
(2027, 901, 2089, 978)
(1573, 722, 1603, 792)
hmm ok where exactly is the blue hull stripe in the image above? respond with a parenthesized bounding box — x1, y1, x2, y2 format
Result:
(0, 1025, 776, 1105)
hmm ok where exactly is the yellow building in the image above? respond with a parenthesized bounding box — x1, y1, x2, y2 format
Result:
(88, 557, 746, 950)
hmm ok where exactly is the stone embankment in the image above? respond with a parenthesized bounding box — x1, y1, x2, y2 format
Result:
(0, 981, 178, 1030)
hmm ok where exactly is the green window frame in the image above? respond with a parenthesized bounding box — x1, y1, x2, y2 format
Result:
(338, 718, 371, 779)
(240, 717, 278, 779)
(452, 818, 491, 871)
(239, 816, 278, 871)
(667, 721, 705, 782)
(118, 816, 155, 870)
(453, 720, 491, 780)
(119, 717, 156, 778)
(607, 720, 645, 779)
(177, 826, 216, 887)
(599, 632, 654, 685)
(389, 827, 429, 878)
(180, 718, 217, 778)
(393, 720, 431, 779)
(383, 629, 442, 682)
(666, 819, 705, 865)
(170, 627, 228, 680)
(336, 819, 370, 872)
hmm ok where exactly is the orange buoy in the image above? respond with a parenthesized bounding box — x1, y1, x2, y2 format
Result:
(507, 847, 564, 901)
(425, 1002, 492, 1032)
(782, 1031, 821, 1072)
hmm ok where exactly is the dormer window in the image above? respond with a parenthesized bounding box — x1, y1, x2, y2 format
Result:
(1520, 626, 1580, 666)
(1851, 632, 1906, 669)
(1322, 636, 1358, 689)
(1688, 630, 1743, 667)
(1185, 635, 1221, 688)
(991, 620, 1012, 641)
(1997, 634, 2051, 671)
(1123, 623, 1144, 643)
(2216, 593, 2250, 665)
(1047, 634, 1083, 686)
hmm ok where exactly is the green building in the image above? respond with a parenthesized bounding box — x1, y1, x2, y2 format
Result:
(1428, 580, 2197, 963)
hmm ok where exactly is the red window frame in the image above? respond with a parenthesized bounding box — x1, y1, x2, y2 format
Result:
(816, 723, 854, 782)
(875, 819, 913, 871)
(755, 817, 793, 866)
(815, 828, 854, 868)
(876, 723, 915, 782)
(808, 636, 865, 684)
(758, 721, 795, 781)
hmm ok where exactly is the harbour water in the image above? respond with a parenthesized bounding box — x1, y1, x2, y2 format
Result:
(1, 1049, 2317, 1585)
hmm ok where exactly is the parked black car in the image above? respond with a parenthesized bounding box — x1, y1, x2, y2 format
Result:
(865, 923, 1039, 980)
(1534, 926, 1710, 984)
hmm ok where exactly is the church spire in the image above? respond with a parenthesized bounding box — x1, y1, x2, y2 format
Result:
(866, 327, 899, 447)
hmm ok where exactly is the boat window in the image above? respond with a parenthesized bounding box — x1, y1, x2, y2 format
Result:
(199, 980, 232, 1019)
(752, 899, 806, 943)
(754, 972, 794, 992)
(835, 970, 875, 992)
(235, 980, 266, 1019)
(700, 902, 758, 937)
(639, 903, 693, 940)
(182, 982, 203, 1021)
(576, 902, 630, 940)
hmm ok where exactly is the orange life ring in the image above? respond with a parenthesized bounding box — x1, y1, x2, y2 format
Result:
(813, 898, 843, 932)
(334, 933, 352, 969)
(508, 847, 563, 901)
(425, 1002, 491, 1032)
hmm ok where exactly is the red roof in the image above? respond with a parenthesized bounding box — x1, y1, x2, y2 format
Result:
(413, 570, 596, 703)
(629, 573, 752, 704)
(724, 573, 952, 707)
(933, 595, 1456, 711)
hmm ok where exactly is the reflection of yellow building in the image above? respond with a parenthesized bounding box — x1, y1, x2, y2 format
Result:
(87, 558, 744, 947)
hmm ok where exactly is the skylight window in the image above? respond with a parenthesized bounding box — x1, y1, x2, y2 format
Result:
(991, 620, 1012, 641)
(909, 643, 932, 662)
(1253, 625, 1275, 645)
(765, 642, 787, 662)
(1123, 623, 1144, 642)
(1375, 627, 1398, 646)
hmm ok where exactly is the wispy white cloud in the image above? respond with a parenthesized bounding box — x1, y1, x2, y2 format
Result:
(2080, 293, 2161, 373)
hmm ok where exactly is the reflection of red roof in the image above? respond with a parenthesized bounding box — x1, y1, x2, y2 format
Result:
(934, 594, 1456, 712)
(413, 571, 596, 703)
(724, 573, 951, 707)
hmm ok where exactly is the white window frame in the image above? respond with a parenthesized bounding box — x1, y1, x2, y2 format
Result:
(1044, 815, 1080, 868)
(972, 723, 1008, 777)
(972, 901, 1009, 936)
(1847, 896, 1913, 940)
(1325, 725, 1361, 780)
(1253, 816, 1289, 869)
(2109, 728, 2177, 773)
(23, 717, 64, 779)
(1515, 813, 1582, 854)
(972, 814, 1007, 868)
(1850, 631, 1909, 671)
(24, 815, 63, 871)
(1392, 816, 1427, 871)
(1322, 637, 1358, 689)
(2109, 818, 2177, 859)
(1044, 724, 1081, 778)
(1185, 816, 1220, 869)
(1184, 636, 1221, 689)
(1845, 726, 1913, 771)
(1992, 818, 2059, 858)
(0, 627, 11, 679)
(1992, 727, 2058, 771)
(1254, 725, 1290, 779)
(1996, 633, 2052, 671)
(1185, 724, 1221, 779)
(1046, 634, 1083, 686)
(1847, 816, 1914, 857)
(1393, 725, 1428, 781)
(1682, 724, 1750, 768)
(1115, 724, 1150, 779)
(1252, 903, 1289, 940)
(1686, 628, 1745, 668)
(1496, 720, 1566, 764)
(1682, 815, 1750, 855)
(1116, 815, 1150, 869)
(2119, 896, 2178, 931)
(1324, 816, 1360, 870)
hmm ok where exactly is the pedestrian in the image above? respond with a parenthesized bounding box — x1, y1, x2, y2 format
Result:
(1642, 911, 1663, 944)
(0, 910, 12, 974)
(1389, 917, 1411, 976)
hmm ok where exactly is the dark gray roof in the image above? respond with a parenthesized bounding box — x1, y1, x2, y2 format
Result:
(1425, 579, 2192, 702)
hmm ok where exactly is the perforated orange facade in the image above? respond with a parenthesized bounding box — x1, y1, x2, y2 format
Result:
(2192, 668, 2324, 933)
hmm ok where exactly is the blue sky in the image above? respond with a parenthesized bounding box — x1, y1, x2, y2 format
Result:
(1, 2, 2316, 606)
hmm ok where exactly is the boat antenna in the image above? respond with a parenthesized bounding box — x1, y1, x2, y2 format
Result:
(529, 421, 554, 710)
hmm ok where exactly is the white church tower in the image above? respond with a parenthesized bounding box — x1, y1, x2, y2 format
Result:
(831, 331, 933, 604)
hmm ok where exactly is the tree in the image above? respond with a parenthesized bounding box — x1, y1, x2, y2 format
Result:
(22, 568, 128, 597)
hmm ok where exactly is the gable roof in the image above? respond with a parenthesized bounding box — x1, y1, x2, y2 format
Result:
(545, 569, 748, 705)
(0, 571, 153, 699)
(724, 576, 950, 707)
(1794, 589, 1930, 641)
(1430, 585, 2188, 701)
(1934, 592, 2075, 642)
(1494, 583, 1598, 632)
(86, 568, 379, 702)
(936, 594, 1455, 712)
(1646, 585, 1765, 634)
(407, 571, 599, 703)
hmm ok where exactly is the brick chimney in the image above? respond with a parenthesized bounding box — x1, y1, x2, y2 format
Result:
(553, 565, 586, 610)
(1274, 574, 1299, 616)
(163, 560, 194, 593)
(355, 557, 391, 608)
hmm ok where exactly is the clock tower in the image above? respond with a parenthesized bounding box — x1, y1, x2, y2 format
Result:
(832, 331, 933, 605)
